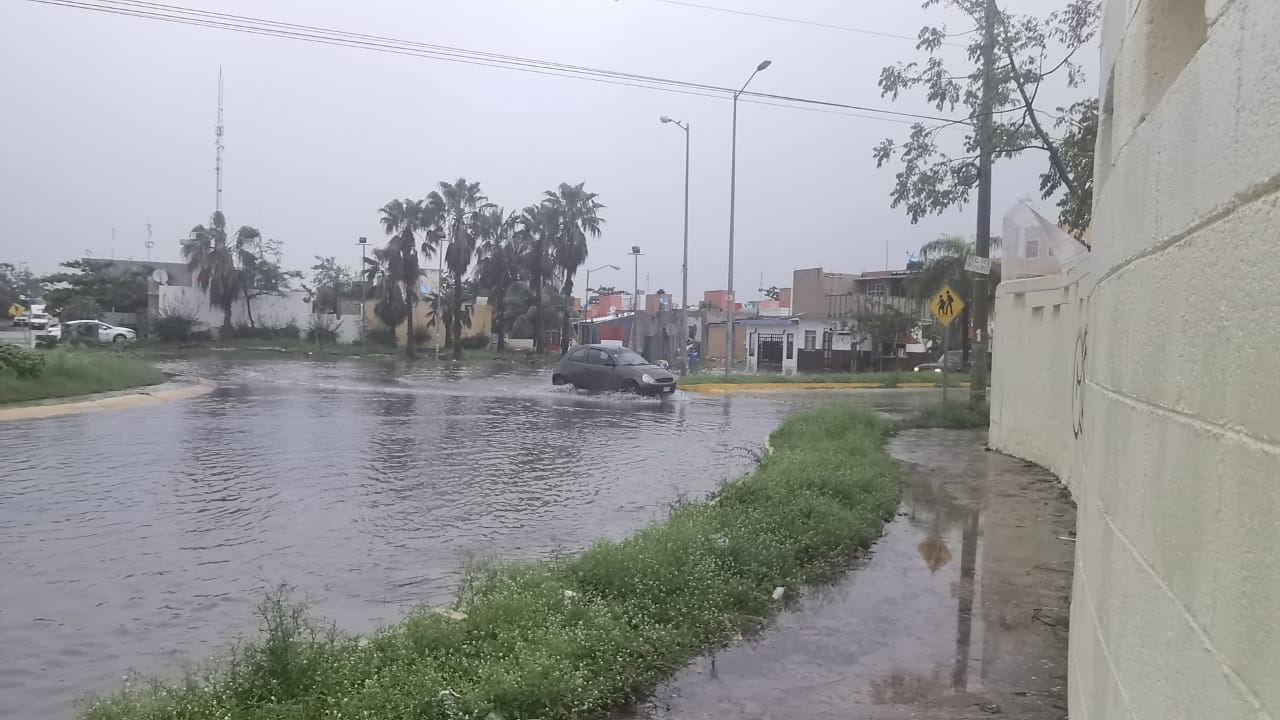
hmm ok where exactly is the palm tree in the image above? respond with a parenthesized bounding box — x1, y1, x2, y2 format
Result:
(371, 198, 437, 357)
(909, 235, 1002, 365)
(182, 210, 259, 336)
(545, 182, 605, 355)
(428, 178, 490, 359)
(515, 202, 558, 354)
(474, 206, 520, 351)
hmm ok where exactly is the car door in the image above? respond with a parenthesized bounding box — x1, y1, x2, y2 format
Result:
(584, 348, 615, 389)
(563, 347, 589, 384)
(98, 323, 113, 343)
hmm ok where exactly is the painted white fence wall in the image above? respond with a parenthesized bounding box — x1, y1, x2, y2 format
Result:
(991, 0, 1280, 717)
(158, 286, 360, 343)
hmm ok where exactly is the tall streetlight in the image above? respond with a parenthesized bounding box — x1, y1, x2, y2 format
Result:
(583, 262, 620, 319)
(660, 114, 691, 374)
(357, 236, 368, 342)
(629, 246, 643, 351)
(725, 59, 771, 377)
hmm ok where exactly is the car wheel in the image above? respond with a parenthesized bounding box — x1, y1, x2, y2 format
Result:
(622, 380, 641, 394)
(113, 334, 128, 343)
(552, 374, 568, 386)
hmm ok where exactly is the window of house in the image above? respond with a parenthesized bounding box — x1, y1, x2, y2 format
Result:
(804, 330, 816, 351)
(1025, 239, 1040, 258)
(786, 333, 794, 360)
(867, 282, 887, 297)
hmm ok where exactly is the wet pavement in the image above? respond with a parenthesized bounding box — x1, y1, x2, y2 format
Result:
(635, 431, 1075, 720)
(0, 358, 941, 720)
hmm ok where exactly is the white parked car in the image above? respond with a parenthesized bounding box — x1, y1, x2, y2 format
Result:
(43, 320, 137, 344)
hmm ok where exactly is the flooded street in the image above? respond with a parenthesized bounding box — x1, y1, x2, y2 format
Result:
(0, 359, 938, 720)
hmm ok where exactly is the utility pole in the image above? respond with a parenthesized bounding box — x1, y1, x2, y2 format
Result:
(215, 67, 224, 213)
(971, 0, 997, 401)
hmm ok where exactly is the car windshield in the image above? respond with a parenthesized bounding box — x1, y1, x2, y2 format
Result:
(613, 349, 649, 366)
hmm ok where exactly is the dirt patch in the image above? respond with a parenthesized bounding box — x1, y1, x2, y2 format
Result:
(0, 377, 215, 421)
(632, 429, 1075, 720)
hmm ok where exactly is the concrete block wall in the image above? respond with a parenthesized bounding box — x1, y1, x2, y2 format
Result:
(992, 0, 1280, 717)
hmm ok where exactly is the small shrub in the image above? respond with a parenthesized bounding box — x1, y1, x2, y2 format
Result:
(306, 316, 342, 344)
(460, 334, 490, 350)
(410, 325, 431, 345)
(59, 296, 102, 322)
(365, 327, 396, 347)
(0, 344, 45, 378)
(152, 309, 198, 342)
(895, 400, 990, 430)
(230, 323, 302, 341)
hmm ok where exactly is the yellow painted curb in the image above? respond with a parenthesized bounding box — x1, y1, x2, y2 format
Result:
(0, 378, 216, 421)
(682, 381, 971, 394)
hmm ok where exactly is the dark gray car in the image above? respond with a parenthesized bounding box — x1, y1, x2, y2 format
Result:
(552, 345, 678, 395)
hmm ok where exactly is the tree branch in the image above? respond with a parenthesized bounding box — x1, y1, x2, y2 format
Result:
(1003, 43, 1080, 198)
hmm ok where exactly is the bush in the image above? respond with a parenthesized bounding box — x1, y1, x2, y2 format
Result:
(410, 325, 431, 345)
(0, 344, 45, 378)
(230, 323, 302, 341)
(364, 327, 396, 347)
(460, 333, 491, 350)
(305, 316, 342, 344)
(152, 309, 197, 342)
(895, 400, 990, 430)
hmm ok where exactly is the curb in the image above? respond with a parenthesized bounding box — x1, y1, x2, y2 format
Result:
(0, 377, 216, 421)
(682, 382, 971, 394)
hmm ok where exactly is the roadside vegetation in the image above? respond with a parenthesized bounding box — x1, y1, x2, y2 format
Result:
(0, 346, 166, 404)
(679, 370, 968, 387)
(894, 399, 991, 430)
(80, 404, 900, 720)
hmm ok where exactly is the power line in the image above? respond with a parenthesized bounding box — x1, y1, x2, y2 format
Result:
(24, 0, 964, 126)
(647, 0, 968, 47)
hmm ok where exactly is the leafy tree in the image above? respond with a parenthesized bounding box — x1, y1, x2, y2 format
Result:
(182, 211, 259, 334)
(873, 0, 1100, 242)
(0, 262, 42, 312)
(368, 198, 439, 358)
(854, 306, 920, 372)
(474, 207, 521, 351)
(237, 236, 302, 328)
(58, 295, 103, 321)
(545, 182, 605, 355)
(515, 203, 558, 354)
(505, 281, 566, 342)
(760, 286, 781, 301)
(310, 256, 356, 314)
(428, 178, 491, 359)
(697, 300, 722, 312)
(591, 285, 619, 298)
(39, 259, 150, 314)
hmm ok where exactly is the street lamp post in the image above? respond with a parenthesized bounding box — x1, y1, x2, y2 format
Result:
(357, 236, 368, 342)
(582, 263, 620, 343)
(629, 246, 643, 351)
(725, 59, 771, 377)
(660, 115, 691, 374)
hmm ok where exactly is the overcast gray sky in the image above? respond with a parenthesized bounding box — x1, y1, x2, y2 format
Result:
(0, 0, 1094, 302)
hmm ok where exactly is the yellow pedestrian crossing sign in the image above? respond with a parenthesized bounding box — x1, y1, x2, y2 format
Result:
(929, 284, 965, 326)
(7, 303, 25, 319)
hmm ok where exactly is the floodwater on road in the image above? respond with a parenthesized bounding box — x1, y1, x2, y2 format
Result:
(0, 358, 939, 720)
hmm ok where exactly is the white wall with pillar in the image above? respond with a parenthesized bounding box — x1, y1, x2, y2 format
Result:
(991, 0, 1280, 717)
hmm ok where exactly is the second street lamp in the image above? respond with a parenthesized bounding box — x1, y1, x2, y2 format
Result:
(583, 263, 620, 313)
(725, 59, 771, 377)
(660, 114, 691, 374)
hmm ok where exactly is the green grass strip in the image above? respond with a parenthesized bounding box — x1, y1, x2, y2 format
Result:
(678, 370, 966, 387)
(0, 348, 167, 404)
(81, 404, 900, 720)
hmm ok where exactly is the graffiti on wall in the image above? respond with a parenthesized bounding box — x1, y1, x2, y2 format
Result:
(1071, 323, 1088, 439)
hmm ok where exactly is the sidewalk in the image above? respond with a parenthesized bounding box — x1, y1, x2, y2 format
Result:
(635, 430, 1075, 720)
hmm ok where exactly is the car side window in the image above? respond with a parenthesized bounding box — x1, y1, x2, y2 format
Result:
(568, 347, 588, 363)
(586, 348, 612, 366)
